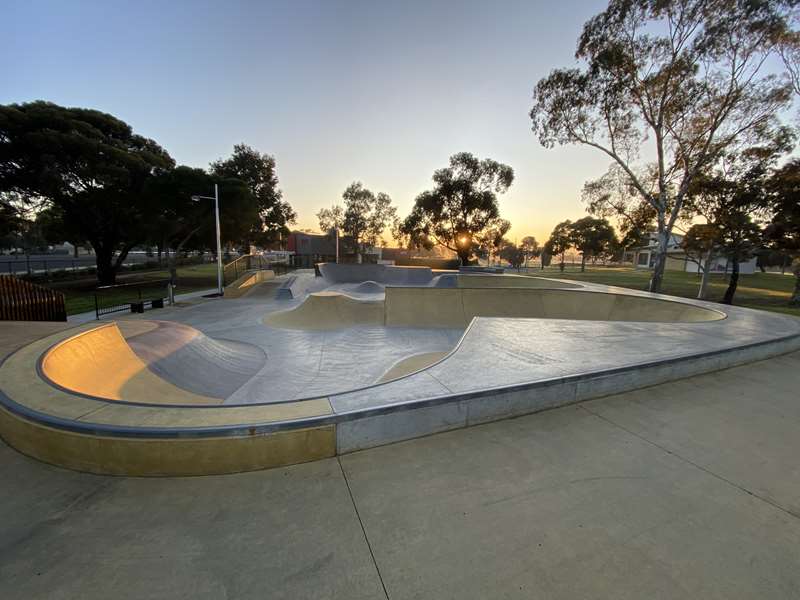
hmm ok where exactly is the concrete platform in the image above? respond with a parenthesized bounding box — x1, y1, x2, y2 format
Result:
(1, 272, 799, 475)
(2, 351, 799, 599)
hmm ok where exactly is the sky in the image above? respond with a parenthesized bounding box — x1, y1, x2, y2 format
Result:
(2, 0, 614, 243)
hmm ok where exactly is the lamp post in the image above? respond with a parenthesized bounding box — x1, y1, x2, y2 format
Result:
(192, 183, 223, 296)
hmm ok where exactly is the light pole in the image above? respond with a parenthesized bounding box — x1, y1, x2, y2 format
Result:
(192, 184, 223, 296)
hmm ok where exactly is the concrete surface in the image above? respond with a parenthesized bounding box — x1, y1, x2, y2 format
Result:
(2, 351, 799, 599)
(3, 272, 799, 475)
(40, 323, 221, 405)
(319, 262, 434, 285)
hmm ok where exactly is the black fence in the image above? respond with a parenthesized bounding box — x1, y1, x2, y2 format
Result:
(94, 279, 169, 320)
(223, 254, 300, 285)
(1, 253, 222, 283)
(289, 254, 336, 270)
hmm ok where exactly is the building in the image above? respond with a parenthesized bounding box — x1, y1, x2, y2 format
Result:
(287, 231, 337, 257)
(285, 231, 384, 265)
(627, 232, 757, 274)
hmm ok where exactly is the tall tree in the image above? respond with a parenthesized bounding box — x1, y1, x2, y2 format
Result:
(531, 0, 796, 293)
(144, 167, 256, 286)
(765, 159, 800, 306)
(210, 144, 296, 249)
(546, 220, 573, 272)
(498, 240, 525, 270)
(473, 218, 510, 266)
(569, 216, 618, 272)
(683, 141, 789, 304)
(520, 235, 540, 267)
(316, 205, 344, 234)
(400, 152, 514, 265)
(0, 101, 174, 284)
(582, 164, 657, 250)
(681, 223, 723, 300)
(339, 182, 396, 259)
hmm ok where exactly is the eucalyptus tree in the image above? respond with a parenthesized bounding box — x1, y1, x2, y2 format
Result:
(401, 152, 514, 265)
(569, 216, 618, 271)
(338, 182, 396, 259)
(765, 159, 800, 306)
(531, 0, 797, 293)
(520, 235, 540, 267)
(545, 220, 573, 272)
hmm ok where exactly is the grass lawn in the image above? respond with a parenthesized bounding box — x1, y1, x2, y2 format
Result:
(519, 265, 800, 318)
(50, 263, 220, 315)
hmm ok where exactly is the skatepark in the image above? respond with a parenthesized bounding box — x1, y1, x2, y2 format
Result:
(1, 263, 799, 477)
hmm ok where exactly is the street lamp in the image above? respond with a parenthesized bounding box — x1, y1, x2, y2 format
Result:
(191, 183, 223, 296)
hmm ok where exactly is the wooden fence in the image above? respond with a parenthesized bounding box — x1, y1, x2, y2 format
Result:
(0, 275, 67, 322)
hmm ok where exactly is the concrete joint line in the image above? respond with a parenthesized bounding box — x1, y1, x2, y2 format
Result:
(579, 404, 800, 522)
(337, 457, 391, 600)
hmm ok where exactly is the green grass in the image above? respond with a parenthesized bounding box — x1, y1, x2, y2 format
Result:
(518, 265, 800, 318)
(51, 263, 221, 315)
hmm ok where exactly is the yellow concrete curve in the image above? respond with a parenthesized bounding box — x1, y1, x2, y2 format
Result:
(384, 288, 724, 328)
(264, 292, 384, 330)
(0, 324, 336, 475)
(40, 323, 221, 405)
(225, 269, 276, 299)
(265, 286, 724, 331)
(457, 274, 580, 288)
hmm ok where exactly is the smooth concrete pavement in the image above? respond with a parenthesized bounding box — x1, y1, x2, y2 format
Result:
(2, 351, 800, 599)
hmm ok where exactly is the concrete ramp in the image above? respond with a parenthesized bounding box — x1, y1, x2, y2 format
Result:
(320, 263, 434, 285)
(225, 270, 275, 299)
(263, 292, 384, 330)
(384, 287, 725, 328)
(264, 286, 724, 331)
(40, 323, 221, 405)
(122, 321, 265, 399)
(457, 274, 580, 289)
(353, 280, 385, 294)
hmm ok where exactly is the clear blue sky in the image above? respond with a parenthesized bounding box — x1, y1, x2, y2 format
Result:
(2, 0, 612, 241)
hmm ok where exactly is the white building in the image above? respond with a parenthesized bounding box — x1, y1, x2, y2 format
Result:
(626, 232, 757, 274)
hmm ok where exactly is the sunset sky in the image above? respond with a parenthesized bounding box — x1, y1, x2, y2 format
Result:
(3, 0, 616, 243)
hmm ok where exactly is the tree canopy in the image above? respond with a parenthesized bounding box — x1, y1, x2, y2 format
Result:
(210, 144, 296, 248)
(765, 159, 800, 305)
(531, 0, 797, 293)
(0, 101, 174, 284)
(331, 182, 397, 258)
(545, 220, 573, 272)
(569, 216, 618, 271)
(144, 166, 257, 283)
(400, 152, 514, 265)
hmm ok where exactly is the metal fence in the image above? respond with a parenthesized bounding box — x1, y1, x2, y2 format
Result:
(0, 253, 220, 281)
(0, 275, 67, 322)
(94, 279, 169, 320)
(223, 254, 297, 284)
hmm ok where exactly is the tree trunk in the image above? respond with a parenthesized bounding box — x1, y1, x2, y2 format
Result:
(559, 254, 565, 272)
(790, 259, 800, 307)
(169, 228, 202, 287)
(95, 247, 117, 286)
(580, 255, 586, 273)
(648, 228, 670, 294)
(722, 255, 740, 305)
(457, 248, 470, 266)
(73, 244, 79, 259)
(697, 250, 713, 300)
